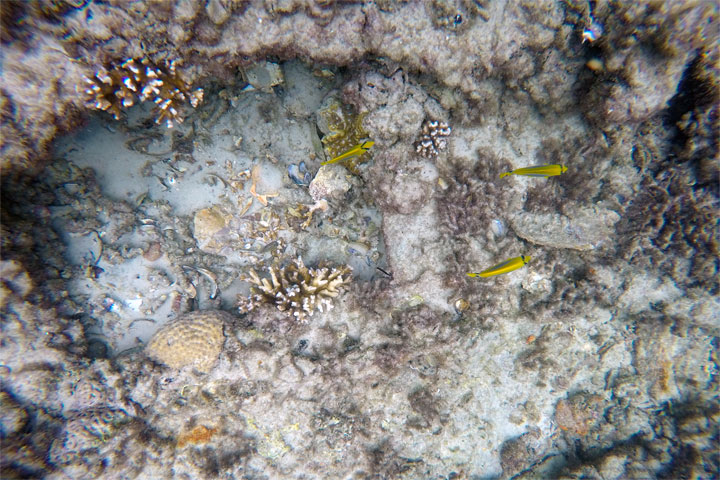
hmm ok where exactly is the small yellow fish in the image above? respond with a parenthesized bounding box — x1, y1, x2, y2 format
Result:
(322, 140, 375, 166)
(500, 164, 567, 178)
(467, 255, 531, 278)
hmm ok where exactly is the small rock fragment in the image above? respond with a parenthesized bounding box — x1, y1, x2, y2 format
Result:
(0, 260, 33, 309)
(143, 242, 163, 261)
(554, 393, 603, 436)
(205, 0, 230, 25)
(499, 429, 541, 477)
(309, 164, 352, 202)
(244, 61, 284, 92)
(193, 205, 231, 253)
(0, 391, 29, 437)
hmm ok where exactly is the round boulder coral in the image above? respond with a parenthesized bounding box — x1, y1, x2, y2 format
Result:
(145, 310, 230, 372)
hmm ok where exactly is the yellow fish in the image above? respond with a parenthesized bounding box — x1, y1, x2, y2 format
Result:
(500, 164, 567, 178)
(467, 255, 531, 278)
(322, 140, 374, 166)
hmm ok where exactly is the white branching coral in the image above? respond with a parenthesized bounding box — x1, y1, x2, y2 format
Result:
(415, 119, 451, 158)
(238, 257, 352, 322)
(82, 58, 204, 128)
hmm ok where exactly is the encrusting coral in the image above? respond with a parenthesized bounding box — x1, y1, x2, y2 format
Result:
(49, 407, 131, 465)
(238, 257, 352, 322)
(83, 58, 204, 128)
(319, 101, 370, 173)
(177, 425, 219, 448)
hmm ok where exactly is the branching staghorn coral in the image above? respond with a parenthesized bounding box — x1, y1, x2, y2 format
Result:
(83, 58, 204, 128)
(238, 257, 352, 322)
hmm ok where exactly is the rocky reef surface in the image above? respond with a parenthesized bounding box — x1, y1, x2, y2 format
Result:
(1, 1, 718, 479)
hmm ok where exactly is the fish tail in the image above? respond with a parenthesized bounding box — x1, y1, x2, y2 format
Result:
(466, 273, 478, 277)
(499, 172, 510, 178)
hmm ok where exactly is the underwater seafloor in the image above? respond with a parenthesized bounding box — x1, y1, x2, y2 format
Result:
(1, 1, 718, 479)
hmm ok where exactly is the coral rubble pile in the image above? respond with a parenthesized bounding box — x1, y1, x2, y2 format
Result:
(238, 257, 352, 322)
(83, 58, 204, 128)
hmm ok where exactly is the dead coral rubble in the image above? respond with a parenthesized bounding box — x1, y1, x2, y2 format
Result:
(238, 257, 352, 322)
(83, 58, 204, 128)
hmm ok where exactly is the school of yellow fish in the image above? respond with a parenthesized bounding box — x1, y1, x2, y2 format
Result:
(468, 163, 568, 278)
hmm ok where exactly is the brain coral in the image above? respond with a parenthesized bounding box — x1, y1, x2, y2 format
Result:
(145, 310, 230, 372)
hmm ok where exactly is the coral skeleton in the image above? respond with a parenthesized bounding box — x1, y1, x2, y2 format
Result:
(238, 257, 352, 322)
(239, 208, 283, 247)
(415, 119, 451, 158)
(83, 58, 204, 128)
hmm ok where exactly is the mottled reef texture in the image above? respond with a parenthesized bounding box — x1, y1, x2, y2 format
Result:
(0, 0, 717, 172)
(1, 1, 719, 479)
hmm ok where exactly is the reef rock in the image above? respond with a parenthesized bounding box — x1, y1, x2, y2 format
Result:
(509, 207, 620, 251)
(309, 164, 352, 202)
